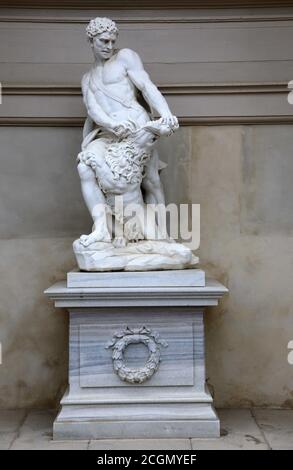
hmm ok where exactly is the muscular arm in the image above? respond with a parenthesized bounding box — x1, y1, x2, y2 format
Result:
(119, 49, 177, 124)
(81, 72, 137, 138)
(81, 73, 116, 130)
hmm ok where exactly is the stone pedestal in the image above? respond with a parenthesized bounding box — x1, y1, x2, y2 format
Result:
(45, 271, 227, 440)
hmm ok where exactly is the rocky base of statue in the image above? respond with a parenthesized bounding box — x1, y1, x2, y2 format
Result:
(73, 238, 198, 272)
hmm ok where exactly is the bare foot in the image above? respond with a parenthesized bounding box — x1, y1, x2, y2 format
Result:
(79, 229, 111, 247)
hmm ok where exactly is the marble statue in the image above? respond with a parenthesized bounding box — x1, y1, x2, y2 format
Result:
(73, 17, 197, 271)
(45, 18, 228, 441)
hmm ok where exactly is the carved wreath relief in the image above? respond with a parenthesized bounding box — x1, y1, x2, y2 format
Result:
(105, 326, 168, 384)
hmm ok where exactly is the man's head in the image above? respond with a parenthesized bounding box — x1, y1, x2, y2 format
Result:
(86, 17, 118, 60)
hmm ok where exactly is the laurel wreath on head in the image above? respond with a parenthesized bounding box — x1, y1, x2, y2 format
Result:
(105, 326, 168, 384)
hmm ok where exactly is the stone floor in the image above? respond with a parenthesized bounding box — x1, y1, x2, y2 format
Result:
(0, 409, 292, 450)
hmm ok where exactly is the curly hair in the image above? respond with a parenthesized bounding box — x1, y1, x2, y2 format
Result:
(86, 17, 118, 40)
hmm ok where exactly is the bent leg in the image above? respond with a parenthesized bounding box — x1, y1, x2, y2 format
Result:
(142, 148, 165, 206)
(141, 148, 168, 239)
(77, 162, 111, 246)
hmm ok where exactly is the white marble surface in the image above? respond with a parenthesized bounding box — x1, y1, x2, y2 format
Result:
(45, 274, 227, 440)
(67, 309, 207, 404)
(72, 17, 195, 272)
(73, 240, 198, 272)
(54, 308, 218, 439)
(67, 268, 205, 288)
(54, 414, 219, 440)
(79, 322, 194, 388)
(45, 278, 228, 308)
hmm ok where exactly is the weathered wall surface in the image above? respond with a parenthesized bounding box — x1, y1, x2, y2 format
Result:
(159, 125, 293, 408)
(0, 6, 293, 408)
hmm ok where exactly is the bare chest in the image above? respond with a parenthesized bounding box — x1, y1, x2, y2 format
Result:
(92, 60, 134, 95)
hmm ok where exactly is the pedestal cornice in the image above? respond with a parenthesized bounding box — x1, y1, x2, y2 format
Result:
(45, 278, 228, 308)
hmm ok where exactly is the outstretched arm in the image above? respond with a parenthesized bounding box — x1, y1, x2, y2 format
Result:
(119, 49, 178, 129)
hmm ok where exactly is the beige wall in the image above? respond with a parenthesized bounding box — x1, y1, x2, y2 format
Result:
(0, 7, 293, 408)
